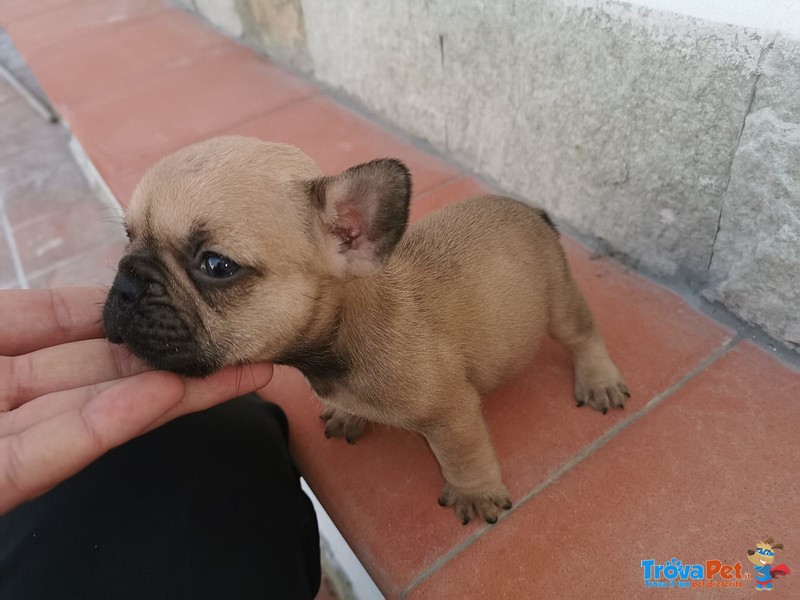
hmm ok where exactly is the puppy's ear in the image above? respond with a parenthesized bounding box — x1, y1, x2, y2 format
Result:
(309, 159, 411, 276)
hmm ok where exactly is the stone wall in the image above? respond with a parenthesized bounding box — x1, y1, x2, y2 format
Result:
(174, 0, 800, 351)
(704, 36, 800, 347)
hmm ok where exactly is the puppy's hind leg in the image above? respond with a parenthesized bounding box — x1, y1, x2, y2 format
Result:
(549, 268, 629, 414)
(421, 387, 511, 525)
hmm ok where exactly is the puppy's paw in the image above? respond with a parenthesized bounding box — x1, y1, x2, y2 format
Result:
(437, 482, 512, 525)
(320, 407, 366, 444)
(574, 359, 629, 414)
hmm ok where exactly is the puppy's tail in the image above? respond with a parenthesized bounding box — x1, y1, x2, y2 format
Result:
(534, 207, 559, 236)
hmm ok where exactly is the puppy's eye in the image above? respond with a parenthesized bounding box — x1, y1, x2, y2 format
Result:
(200, 253, 240, 278)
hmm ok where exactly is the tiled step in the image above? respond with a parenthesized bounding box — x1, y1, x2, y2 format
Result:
(407, 341, 800, 598)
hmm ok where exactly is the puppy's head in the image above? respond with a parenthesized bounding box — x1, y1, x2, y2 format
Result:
(102, 136, 411, 376)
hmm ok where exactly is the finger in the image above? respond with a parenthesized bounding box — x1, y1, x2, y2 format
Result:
(0, 363, 273, 439)
(145, 363, 274, 431)
(0, 288, 107, 356)
(1, 339, 147, 411)
(0, 371, 185, 515)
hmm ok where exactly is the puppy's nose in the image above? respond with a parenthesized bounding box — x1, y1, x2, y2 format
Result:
(103, 270, 146, 344)
(114, 272, 143, 308)
(116, 255, 168, 299)
(103, 256, 168, 344)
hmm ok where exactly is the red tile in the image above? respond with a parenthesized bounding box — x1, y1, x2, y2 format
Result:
(409, 176, 493, 220)
(103, 167, 145, 208)
(409, 342, 800, 599)
(7, 0, 163, 56)
(227, 95, 459, 195)
(260, 193, 733, 595)
(27, 9, 237, 109)
(0, 0, 78, 27)
(64, 47, 318, 186)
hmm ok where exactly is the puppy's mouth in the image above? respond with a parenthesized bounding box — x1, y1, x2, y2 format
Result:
(103, 257, 220, 378)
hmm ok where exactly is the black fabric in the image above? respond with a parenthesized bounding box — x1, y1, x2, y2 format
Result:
(0, 394, 320, 600)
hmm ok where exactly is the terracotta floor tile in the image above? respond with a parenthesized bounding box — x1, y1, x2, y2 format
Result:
(103, 166, 145, 209)
(27, 236, 126, 288)
(227, 95, 459, 195)
(27, 9, 237, 109)
(409, 342, 800, 599)
(6, 0, 163, 57)
(261, 191, 733, 595)
(13, 199, 124, 276)
(64, 48, 318, 188)
(0, 0, 78, 28)
(409, 176, 493, 220)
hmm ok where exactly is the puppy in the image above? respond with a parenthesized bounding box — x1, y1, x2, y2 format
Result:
(103, 136, 628, 524)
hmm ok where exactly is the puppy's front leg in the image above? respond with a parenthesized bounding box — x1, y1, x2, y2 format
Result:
(422, 389, 510, 524)
(320, 405, 366, 444)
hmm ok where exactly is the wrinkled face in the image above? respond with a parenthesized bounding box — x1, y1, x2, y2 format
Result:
(102, 136, 411, 377)
(747, 544, 776, 566)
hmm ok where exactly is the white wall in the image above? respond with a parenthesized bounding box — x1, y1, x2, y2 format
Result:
(635, 0, 800, 38)
(301, 480, 384, 600)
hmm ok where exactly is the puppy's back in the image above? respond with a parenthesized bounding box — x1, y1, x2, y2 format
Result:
(392, 196, 566, 393)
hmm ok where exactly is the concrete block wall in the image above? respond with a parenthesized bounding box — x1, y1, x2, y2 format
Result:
(704, 35, 800, 346)
(173, 0, 800, 351)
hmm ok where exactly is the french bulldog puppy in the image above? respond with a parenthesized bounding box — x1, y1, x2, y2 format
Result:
(103, 136, 628, 524)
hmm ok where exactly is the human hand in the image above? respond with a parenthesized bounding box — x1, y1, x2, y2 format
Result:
(0, 287, 273, 515)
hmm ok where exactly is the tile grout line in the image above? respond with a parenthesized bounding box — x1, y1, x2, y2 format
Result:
(212, 88, 322, 141)
(0, 196, 29, 289)
(412, 174, 464, 199)
(400, 335, 741, 598)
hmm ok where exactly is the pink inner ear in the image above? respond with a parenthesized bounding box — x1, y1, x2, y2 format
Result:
(333, 207, 366, 250)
